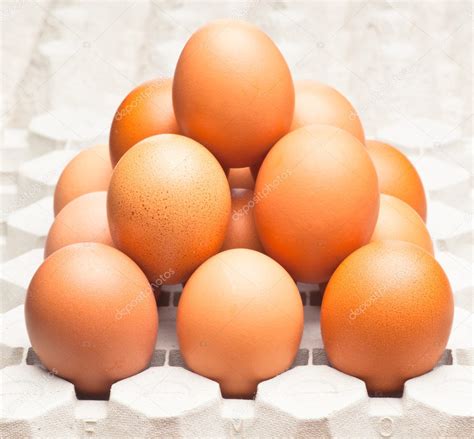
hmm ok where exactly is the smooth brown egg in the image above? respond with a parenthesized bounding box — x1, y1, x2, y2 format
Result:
(321, 240, 453, 395)
(25, 243, 158, 398)
(109, 78, 179, 167)
(107, 134, 231, 284)
(54, 144, 112, 216)
(173, 20, 294, 168)
(222, 189, 263, 252)
(370, 194, 433, 254)
(45, 192, 113, 258)
(226, 167, 255, 190)
(254, 124, 379, 283)
(177, 248, 304, 398)
(291, 80, 365, 144)
(367, 139, 427, 221)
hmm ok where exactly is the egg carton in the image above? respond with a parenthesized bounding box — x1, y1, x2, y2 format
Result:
(1, 274, 473, 438)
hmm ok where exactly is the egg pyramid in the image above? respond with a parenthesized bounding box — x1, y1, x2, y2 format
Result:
(25, 19, 453, 399)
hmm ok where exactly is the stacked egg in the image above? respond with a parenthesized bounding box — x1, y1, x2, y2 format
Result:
(25, 20, 453, 399)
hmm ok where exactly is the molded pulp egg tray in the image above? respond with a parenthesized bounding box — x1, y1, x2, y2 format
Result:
(1, 127, 472, 436)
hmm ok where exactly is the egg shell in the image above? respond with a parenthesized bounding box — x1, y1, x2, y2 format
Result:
(107, 134, 231, 284)
(25, 243, 158, 398)
(321, 240, 453, 395)
(291, 80, 365, 144)
(254, 124, 379, 283)
(367, 139, 427, 221)
(177, 248, 304, 398)
(45, 191, 113, 258)
(222, 189, 263, 252)
(109, 78, 179, 167)
(54, 144, 112, 216)
(371, 194, 433, 254)
(226, 167, 255, 190)
(173, 19, 294, 168)
(250, 158, 263, 182)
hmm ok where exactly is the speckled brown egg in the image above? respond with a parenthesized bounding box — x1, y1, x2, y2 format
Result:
(109, 78, 179, 167)
(107, 134, 231, 284)
(45, 191, 113, 258)
(173, 20, 294, 168)
(54, 144, 112, 216)
(367, 139, 427, 221)
(291, 80, 365, 144)
(177, 248, 303, 398)
(321, 240, 453, 395)
(370, 194, 433, 254)
(25, 243, 158, 398)
(222, 189, 263, 252)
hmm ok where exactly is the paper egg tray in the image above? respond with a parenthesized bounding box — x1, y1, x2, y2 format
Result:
(1, 222, 473, 438)
(1, 274, 472, 438)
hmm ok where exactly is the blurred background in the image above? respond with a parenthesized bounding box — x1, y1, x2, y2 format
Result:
(1, 0, 472, 264)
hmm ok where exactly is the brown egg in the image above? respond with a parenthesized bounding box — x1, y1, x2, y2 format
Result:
(367, 139, 427, 221)
(371, 194, 433, 254)
(222, 189, 263, 252)
(254, 124, 379, 283)
(226, 167, 255, 190)
(250, 158, 264, 182)
(25, 243, 158, 397)
(107, 134, 231, 284)
(109, 78, 179, 167)
(177, 248, 303, 398)
(291, 80, 365, 144)
(54, 144, 112, 216)
(45, 192, 113, 258)
(173, 20, 294, 168)
(321, 240, 453, 394)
